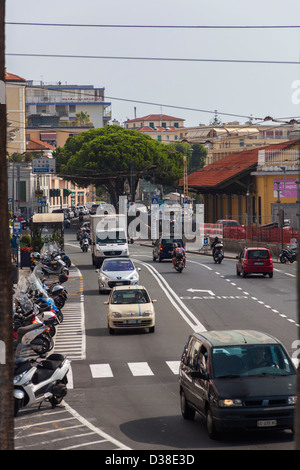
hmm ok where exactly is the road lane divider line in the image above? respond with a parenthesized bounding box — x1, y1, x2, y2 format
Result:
(133, 259, 207, 332)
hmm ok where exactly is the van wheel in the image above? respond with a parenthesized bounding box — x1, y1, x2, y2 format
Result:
(180, 391, 195, 420)
(206, 408, 220, 440)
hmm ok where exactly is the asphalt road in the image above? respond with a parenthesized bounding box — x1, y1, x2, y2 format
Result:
(14, 229, 298, 451)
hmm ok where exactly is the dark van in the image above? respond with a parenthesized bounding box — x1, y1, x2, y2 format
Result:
(179, 330, 296, 439)
(152, 238, 184, 262)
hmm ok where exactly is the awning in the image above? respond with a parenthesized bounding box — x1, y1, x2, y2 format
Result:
(32, 213, 64, 223)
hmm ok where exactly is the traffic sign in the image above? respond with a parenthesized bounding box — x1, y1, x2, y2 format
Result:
(32, 158, 56, 174)
(13, 221, 22, 235)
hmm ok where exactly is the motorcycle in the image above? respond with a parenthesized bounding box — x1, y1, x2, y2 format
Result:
(213, 243, 224, 264)
(279, 246, 297, 263)
(80, 237, 89, 252)
(174, 252, 185, 273)
(14, 319, 53, 358)
(14, 353, 71, 416)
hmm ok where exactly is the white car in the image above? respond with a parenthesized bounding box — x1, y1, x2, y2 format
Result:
(105, 285, 156, 334)
(96, 258, 140, 293)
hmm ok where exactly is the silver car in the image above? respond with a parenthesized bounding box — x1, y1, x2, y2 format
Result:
(96, 257, 141, 293)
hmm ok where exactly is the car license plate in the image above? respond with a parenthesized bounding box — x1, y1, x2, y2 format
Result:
(115, 282, 123, 285)
(127, 319, 137, 324)
(254, 262, 264, 265)
(257, 420, 277, 427)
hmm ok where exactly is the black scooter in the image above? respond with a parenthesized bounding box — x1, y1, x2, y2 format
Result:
(279, 247, 297, 263)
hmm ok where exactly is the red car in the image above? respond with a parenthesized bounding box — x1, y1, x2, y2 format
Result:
(216, 219, 246, 239)
(236, 247, 273, 278)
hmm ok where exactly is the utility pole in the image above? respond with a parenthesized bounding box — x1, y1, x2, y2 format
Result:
(0, 0, 14, 450)
(183, 155, 188, 201)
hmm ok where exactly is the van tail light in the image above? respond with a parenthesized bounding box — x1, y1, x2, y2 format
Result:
(160, 245, 163, 251)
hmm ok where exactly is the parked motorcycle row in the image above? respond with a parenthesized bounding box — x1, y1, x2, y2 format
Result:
(30, 242, 71, 276)
(13, 244, 71, 417)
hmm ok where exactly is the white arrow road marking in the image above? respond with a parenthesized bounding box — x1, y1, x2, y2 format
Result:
(186, 288, 215, 296)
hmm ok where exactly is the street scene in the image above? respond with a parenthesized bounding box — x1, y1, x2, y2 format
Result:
(1, 0, 300, 456)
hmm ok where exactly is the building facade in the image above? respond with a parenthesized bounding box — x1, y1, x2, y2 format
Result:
(124, 114, 186, 143)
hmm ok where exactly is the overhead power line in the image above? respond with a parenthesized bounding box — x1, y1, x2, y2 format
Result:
(6, 52, 300, 65)
(6, 22, 300, 29)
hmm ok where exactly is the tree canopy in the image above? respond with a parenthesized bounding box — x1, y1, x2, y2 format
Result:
(54, 125, 184, 207)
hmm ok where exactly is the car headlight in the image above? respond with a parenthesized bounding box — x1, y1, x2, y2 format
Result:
(219, 398, 243, 407)
(100, 275, 110, 282)
(112, 312, 122, 318)
(288, 396, 297, 405)
(129, 274, 138, 280)
(142, 310, 153, 317)
(96, 245, 104, 255)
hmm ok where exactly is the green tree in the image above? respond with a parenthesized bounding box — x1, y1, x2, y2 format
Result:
(54, 125, 183, 207)
(189, 143, 207, 174)
(75, 111, 91, 126)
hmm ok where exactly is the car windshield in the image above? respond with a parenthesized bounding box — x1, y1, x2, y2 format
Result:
(102, 260, 134, 272)
(212, 344, 295, 378)
(111, 289, 150, 304)
(96, 230, 127, 244)
(247, 250, 269, 259)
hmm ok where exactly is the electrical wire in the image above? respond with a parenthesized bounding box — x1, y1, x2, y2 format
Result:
(5, 22, 300, 29)
(6, 52, 299, 65)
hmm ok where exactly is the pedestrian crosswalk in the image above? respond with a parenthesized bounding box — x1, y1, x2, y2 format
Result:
(53, 298, 86, 360)
(89, 360, 180, 378)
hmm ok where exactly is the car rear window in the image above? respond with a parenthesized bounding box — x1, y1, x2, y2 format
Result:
(247, 250, 270, 259)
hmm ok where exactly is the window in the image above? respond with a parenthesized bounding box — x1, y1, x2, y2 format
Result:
(150, 122, 154, 129)
(187, 339, 201, 370)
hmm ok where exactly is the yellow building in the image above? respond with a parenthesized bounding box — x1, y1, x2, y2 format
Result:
(185, 139, 300, 229)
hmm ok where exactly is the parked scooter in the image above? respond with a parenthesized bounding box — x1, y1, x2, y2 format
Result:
(279, 246, 297, 263)
(213, 242, 224, 264)
(14, 353, 71, 416)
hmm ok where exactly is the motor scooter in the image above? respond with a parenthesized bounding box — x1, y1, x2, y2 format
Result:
(14, 353, 71, 416)
(279, 246, 297, 263)
(174, 252, 185, 273)
(81, 237, 89, 252)
(213, 243, 224, 264)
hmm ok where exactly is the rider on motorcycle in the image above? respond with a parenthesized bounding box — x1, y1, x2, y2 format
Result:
(211, 236, 220, 256)
(172, 242, 186, 269)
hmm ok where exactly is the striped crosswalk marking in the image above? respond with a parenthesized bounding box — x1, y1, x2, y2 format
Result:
(89, 361, 180, 378)
(128, 362, 154, 376)
(54, 297, 86, 360)
(90, 364, 113, 378)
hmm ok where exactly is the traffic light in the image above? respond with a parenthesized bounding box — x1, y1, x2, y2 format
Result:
(50, 189, 61, 197)
(63, 188, 72, 197)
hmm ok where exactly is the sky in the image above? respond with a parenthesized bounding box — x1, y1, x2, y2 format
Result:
(5, 0, 300, 128)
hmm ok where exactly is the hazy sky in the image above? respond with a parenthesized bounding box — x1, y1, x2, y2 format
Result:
(5, 0, 300, 127)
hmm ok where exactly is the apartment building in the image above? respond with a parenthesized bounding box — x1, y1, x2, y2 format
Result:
(124, 113, 186, 142)
(25, 81, 112, 147)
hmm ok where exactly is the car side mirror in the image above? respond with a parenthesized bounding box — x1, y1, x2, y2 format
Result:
(103, 301, 108, 305)
(95, 269, 100, 273)
(152, 299, 157, 303)
(137, 267, 141, 271)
